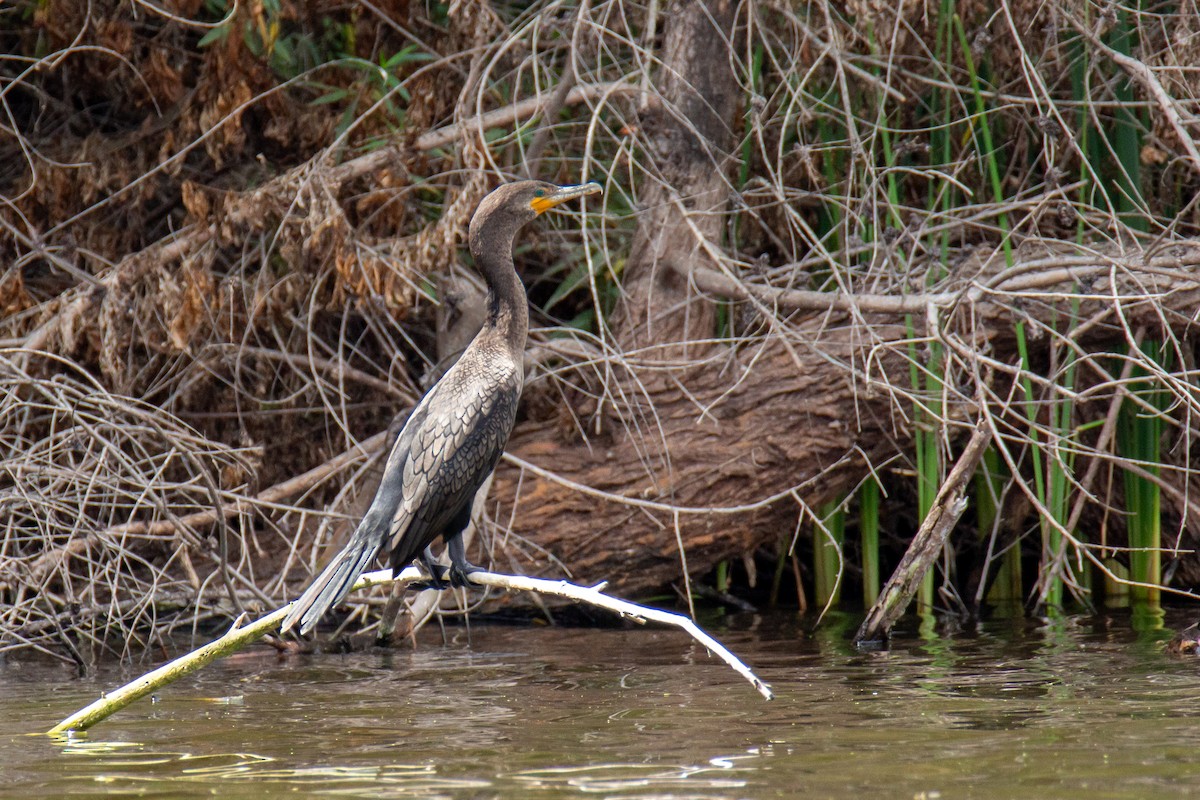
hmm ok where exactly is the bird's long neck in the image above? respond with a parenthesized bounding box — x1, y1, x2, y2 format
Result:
(470, 233, 528, 354)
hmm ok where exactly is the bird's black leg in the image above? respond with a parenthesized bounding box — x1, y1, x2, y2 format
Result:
(447, 533, 483, 587)
(443, 503, 482, 588)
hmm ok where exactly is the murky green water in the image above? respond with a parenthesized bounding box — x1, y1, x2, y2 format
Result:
(3, 611, 1199, 798)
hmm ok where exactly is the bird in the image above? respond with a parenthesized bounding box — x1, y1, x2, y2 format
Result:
(280, 180, 602, 636)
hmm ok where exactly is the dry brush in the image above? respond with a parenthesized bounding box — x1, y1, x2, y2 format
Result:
(1, 0, 1198, 660)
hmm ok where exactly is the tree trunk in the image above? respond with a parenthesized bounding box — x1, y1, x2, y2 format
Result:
(610, 0, 737, 353)
(492, 329, 899, 594)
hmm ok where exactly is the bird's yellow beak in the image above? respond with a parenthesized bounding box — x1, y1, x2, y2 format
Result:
(530, 182, 603, 215)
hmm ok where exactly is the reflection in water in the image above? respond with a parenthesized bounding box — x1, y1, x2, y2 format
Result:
(514, 761, 751, 793)
(3, 611, 1200, 798)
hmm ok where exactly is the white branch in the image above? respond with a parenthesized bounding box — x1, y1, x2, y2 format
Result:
(465, 571, 774, 701)
(48, 567, 772, 736)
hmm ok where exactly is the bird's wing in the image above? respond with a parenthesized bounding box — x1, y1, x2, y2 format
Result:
(385, 369, 520, 571)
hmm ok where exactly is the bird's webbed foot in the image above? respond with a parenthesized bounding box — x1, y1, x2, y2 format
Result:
(447, 534, 482, 588)
(411, 547, 450, 591)
(448, 560, 483, 588)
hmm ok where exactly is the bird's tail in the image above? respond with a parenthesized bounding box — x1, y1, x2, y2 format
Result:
(280, 528, 384, 636)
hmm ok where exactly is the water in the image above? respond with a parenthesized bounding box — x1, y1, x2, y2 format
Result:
(3, 612, 1199, 798)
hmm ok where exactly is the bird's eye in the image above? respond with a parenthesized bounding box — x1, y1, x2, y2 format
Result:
(533, 189, 545, 198)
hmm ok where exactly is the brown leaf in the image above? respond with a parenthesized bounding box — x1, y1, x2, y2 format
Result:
(168, 258, 215, 352)
(181, 180, 211, 220)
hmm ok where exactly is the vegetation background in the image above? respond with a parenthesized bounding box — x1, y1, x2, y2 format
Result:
(2, 0, 1198, 663)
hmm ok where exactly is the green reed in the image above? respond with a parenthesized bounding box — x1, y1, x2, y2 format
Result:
(803, 78, 850, 612)
(769, 534, 789, 610)
(1109, 8, 1158, 612)
(859, 478, 881, 606)
(905, 0, 959, 614)
(1092, 8, 1161, 612)
(1110, 7, 1147, 234)
(952, 13, 1081, 609)
(1119, 342, 1169, 612)
(977, 448, 1022, 606)
(815, 498, 845, 608)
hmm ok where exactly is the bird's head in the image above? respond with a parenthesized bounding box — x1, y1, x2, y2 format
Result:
(469, 180, 602, 252)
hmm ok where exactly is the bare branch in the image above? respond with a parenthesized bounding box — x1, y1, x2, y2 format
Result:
(48, 565, 771, 735)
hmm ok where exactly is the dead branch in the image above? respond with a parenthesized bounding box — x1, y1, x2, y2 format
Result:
(1066, 14, 1200, 175)
(686, 236, 1200, 332)
(855, 419, 992, 644)
(48, 565, 771, 736)
(17, 81, 633, 360)
(27, 429, 390, 584)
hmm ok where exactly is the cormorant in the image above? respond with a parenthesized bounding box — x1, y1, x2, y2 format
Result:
(280, 180, 602, 636)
